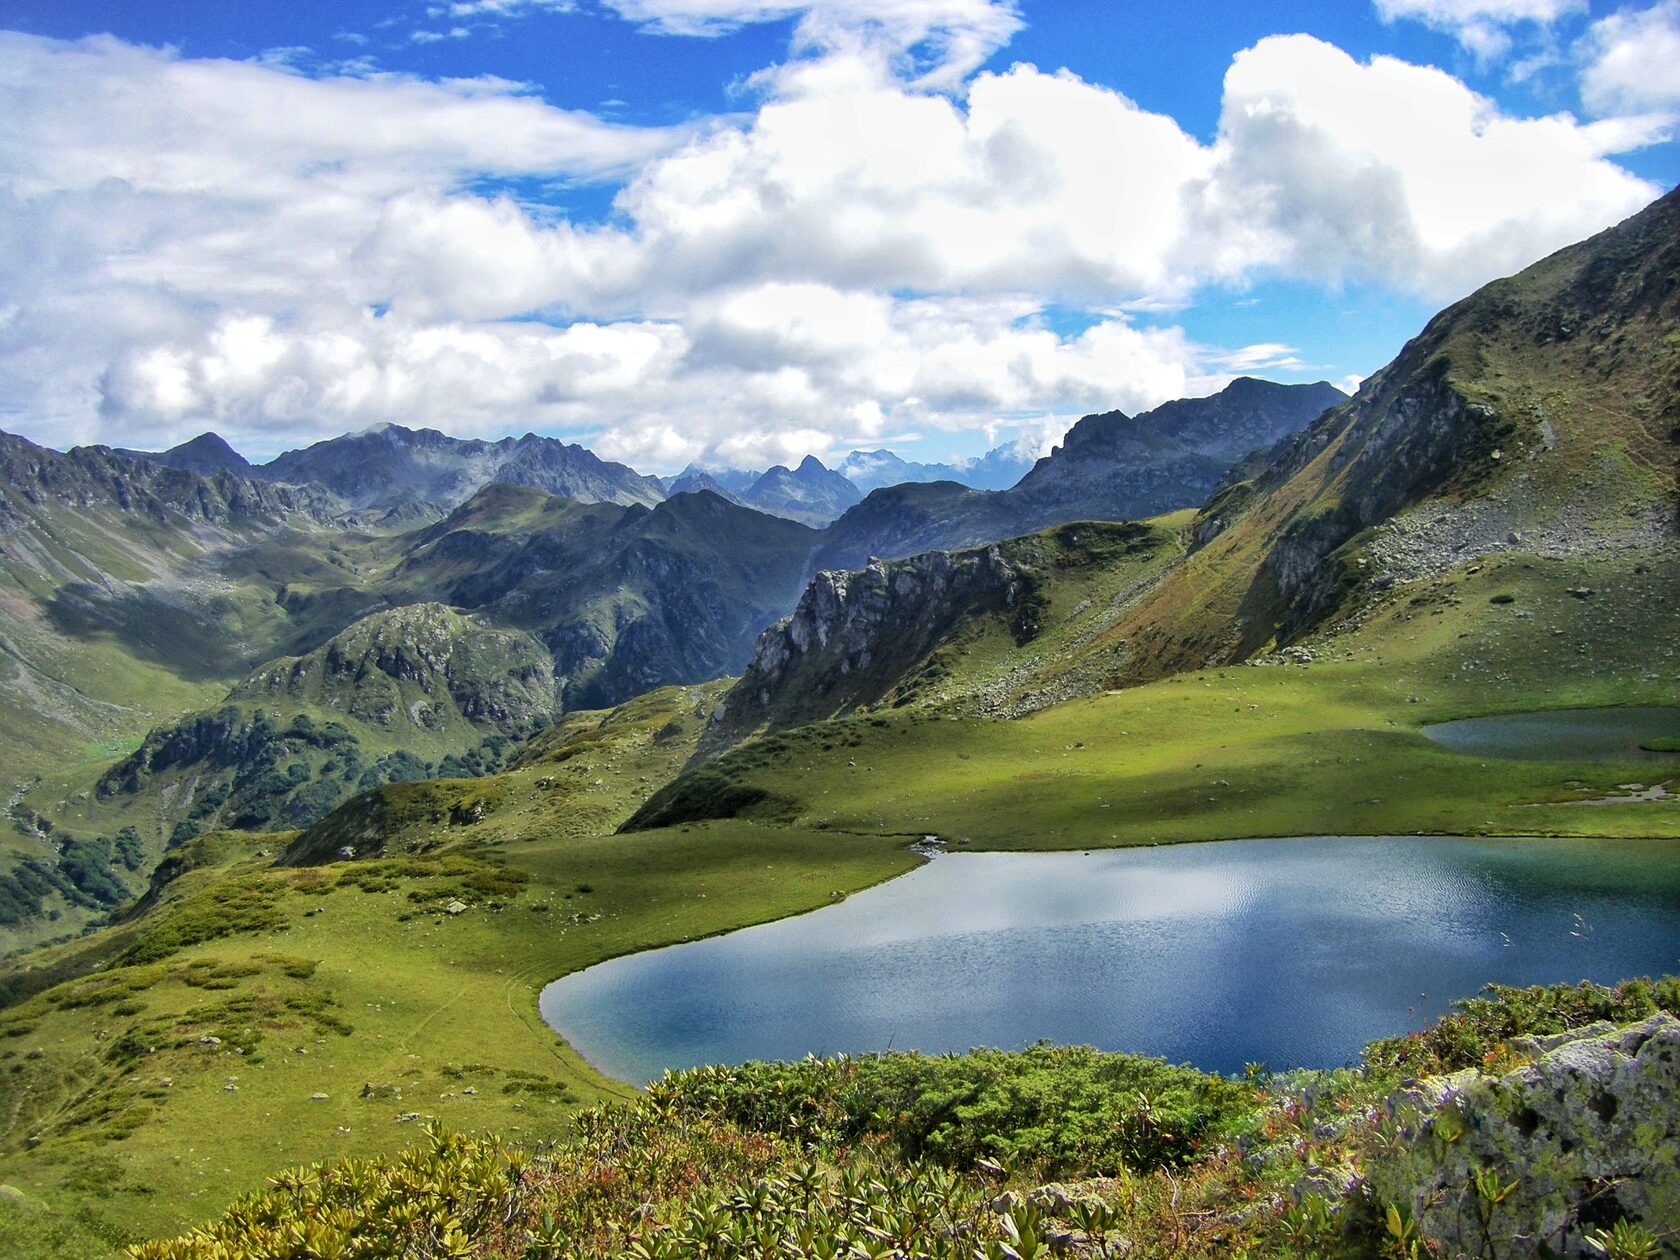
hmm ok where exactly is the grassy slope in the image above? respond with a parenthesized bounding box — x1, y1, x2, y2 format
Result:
(0, 684, 918, 1253)
(632, 546, 1678, 845)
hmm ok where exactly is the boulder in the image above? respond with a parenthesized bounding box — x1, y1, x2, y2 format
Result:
(1361, 1014, 1680, 1256)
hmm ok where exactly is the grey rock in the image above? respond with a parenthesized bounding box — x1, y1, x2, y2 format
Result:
(1362, 1014, 1680, 1257)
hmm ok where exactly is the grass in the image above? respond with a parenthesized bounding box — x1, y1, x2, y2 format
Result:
(630, 547, 1680, 846)
(0, 686, 920, 1252)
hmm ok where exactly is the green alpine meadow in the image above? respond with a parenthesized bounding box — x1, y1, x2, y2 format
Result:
(2, 3, 1679, 1257)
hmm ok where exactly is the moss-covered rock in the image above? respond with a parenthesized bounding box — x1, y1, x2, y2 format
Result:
(1363, 1013, 1680, 1256)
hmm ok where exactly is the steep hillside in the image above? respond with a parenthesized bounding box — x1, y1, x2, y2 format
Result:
(259, 424, 666, 510)
(0, 433, 345, 779)
(703, 517, 1188, 753)
(1105, 185, 1680, 679)
(80, 603, 556, 841)
(390, 485, 818, 708)
(112, 432, 257, 479)
(812, 378, 1343, 573)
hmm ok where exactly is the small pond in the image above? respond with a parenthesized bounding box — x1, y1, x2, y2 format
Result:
(540, 835, 1680, 1083)
(1420, 706, 1680, 764)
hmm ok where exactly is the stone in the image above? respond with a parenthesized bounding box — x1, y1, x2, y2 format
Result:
(1361, 1014, 1680, 1257)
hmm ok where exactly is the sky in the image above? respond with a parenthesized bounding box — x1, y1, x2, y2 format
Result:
(0, 0, 1675, 472)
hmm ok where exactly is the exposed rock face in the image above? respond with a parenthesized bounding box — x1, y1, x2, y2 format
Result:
(1363, 1015, 1680, 1257)
(700, 544, 1031, 754)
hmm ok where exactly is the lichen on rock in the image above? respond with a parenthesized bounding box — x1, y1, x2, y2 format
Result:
(1361, 1013, 1680, 1257)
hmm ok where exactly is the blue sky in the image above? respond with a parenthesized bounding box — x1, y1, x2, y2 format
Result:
(0, 0, 1674, 469)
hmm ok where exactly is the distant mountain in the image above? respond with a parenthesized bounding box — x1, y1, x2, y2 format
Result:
(1010, 377, 1348, 521)
(257, 424, 666, 510)
(669, 464, 760, 499)
(837, 443, 1036, 494)
(813, 378, 1345, 573)
(666, 467, 746, 504)
(737, 455, 862, 525)
(389, 484, 818, 709)
(114, 431, 255, 479)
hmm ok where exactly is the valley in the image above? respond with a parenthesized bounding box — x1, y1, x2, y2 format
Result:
(0, 182, 1675, 1259)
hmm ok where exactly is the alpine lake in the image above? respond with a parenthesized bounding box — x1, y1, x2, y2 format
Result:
(543, 709, 1680, 1083)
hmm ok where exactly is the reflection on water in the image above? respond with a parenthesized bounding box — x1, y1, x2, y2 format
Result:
(1421, 706, 1680, 763)
(540, 836, 1680, 1083)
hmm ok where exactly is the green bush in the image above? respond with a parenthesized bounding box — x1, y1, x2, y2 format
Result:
(661, 1042, 1259, 1176)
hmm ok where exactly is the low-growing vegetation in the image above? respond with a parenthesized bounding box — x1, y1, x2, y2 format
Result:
(123, 978, 1680, 1259)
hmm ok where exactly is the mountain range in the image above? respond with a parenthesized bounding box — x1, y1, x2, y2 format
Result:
(113, 426, 1045, 528)
(638, 185, 1680, 779)
(1, 187, 1677, 1260)
(1, 372, 1346, 944)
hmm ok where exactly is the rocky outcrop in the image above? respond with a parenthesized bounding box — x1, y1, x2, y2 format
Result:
(95, 604, 558, 832)
(700, 544, 1032, 755)
(1363, 1014, 1680, 1257)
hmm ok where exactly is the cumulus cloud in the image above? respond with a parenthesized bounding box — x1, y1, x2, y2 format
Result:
(90, 293, 1205, 469)
(0, 23, 1663, 467)
(1186, 35, 1654, 294)
(1578, 1, 1680, 116)
(1374, 0, 1585, 58)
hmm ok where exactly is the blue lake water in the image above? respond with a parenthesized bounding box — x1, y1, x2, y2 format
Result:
(1420, 706, 1680, 763)
(539, 835, 1680, 1083)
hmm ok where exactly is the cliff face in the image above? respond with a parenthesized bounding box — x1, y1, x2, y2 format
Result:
(701, 545, 1032, 755)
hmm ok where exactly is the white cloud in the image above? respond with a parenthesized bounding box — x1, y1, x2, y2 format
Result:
(443, 0, 577, 15)
(1185, 35, 1655, 294)
(1374, 0, 1585, 57)
(89, 292, 1207, 469)
(0, 26, 1663, 469)
(1579, 1, 1680, 116)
